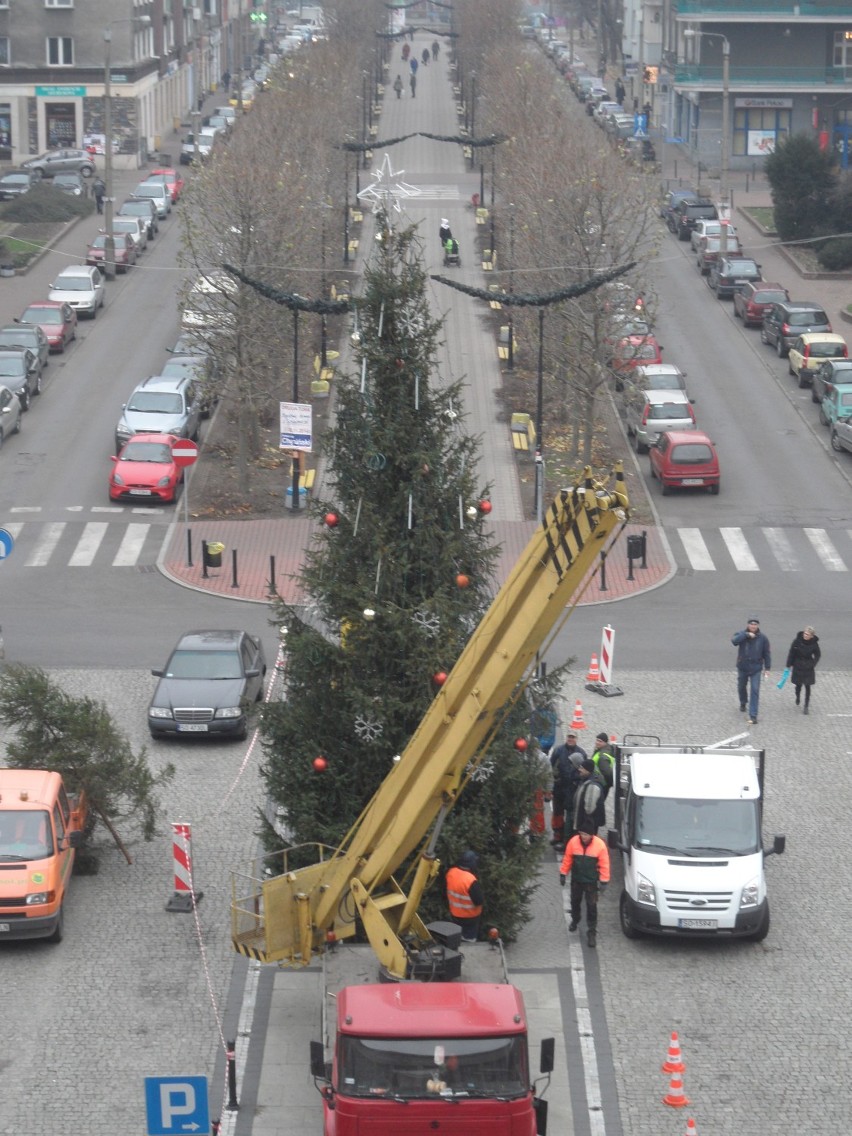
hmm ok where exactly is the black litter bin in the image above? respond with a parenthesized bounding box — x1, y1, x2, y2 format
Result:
(626, 533, 645, 562)
(204, 540, 225, 568)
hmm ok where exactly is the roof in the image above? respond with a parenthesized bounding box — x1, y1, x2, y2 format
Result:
(661, 429, 715, 446)
(629, 752, 759, 800)
(0, 768, 64, 809)
(173, 630, 247, 652)
(795, 332, 846, 345)
(336, 983, 528, 1038)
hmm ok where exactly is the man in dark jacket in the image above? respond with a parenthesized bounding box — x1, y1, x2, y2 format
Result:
(549, 732, 587, 847)
(446, 850, 484, 942)
(560, 820, 610, 948)
(732, 617, 771, 724)
(786, 626, 820, 715)
(572, 759, 606, 835)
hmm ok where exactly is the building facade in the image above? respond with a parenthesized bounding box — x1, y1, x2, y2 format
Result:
(0, 0, 249, 170)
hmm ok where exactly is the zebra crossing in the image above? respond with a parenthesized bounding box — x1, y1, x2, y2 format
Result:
(673, 525, 851, 573)
(2, 511, 170, 569)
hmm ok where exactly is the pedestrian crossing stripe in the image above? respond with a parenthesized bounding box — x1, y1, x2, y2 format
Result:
(0, 519, 165, 569)
(675, 525, 850, 573)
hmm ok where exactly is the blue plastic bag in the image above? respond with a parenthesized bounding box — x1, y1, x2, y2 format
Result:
(777, 667, 790, 690)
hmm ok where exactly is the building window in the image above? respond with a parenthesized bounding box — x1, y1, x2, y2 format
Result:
(733, 107, 791, 158)
(0, 38, 8, 66)
(47, 37, 74, 66)
(45, 0, 74, 7)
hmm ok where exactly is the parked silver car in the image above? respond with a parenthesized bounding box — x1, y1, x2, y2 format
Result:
(21, 148, 96, 179)
(624, 389, 696, 454)
(0, 383, 22, 445)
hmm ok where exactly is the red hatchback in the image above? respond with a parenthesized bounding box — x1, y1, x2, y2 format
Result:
(610, 334, 664, 375)
(149, 167, 184, 203)
(86, 231, 137, 273)
(109, 433, 183, 504)
(19, 300, 77, 353)
(649, 430, 720, 496)
(733, 282, 789, 327)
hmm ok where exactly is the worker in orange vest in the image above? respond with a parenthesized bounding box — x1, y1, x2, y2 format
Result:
(446, 850, 484, 942)
(560, 821, 610, 948)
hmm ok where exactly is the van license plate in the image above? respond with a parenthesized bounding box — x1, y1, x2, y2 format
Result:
(681, 478, 705, 486)
(177, 723, 208, 732)
(0, 923, 10, 932)
(679, 917, 717, 930)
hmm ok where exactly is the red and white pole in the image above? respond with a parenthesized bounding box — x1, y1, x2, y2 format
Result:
(166, 820, 204, 912)
(599, 625, 615, 686)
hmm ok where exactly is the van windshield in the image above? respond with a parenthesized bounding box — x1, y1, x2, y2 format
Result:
(635, 797, 760, 856)
(0, 809, 52, 861)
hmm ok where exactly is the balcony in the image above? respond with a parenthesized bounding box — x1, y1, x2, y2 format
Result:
(674, 64, 852, 90)
(676, 1, 852, 15)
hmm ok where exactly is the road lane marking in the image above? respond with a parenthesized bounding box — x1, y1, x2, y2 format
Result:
(678, 527, 714, 570)
(113, 523, 149, 566)
(804, 528, 846, 571)
(26, 522, 65, 566)
(69, 522, 108, 566)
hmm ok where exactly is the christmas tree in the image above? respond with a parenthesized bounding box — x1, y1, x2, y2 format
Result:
(261, 216, 558, 940)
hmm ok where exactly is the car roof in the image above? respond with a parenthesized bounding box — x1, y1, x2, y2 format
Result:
(23, 299, 67, 309)
(645, 389, 690, 405)
(122, 432, 180, 446)
(172, 630, 249, 651)
(664, 429, 715, 445)
(780, 300, 825, 311)
(134, 374, 193, 393)
(0, 322, 39, 334)
(797, 332, 846, 343)
(636, 363, 683, 377)
(54, 265, 96, 276)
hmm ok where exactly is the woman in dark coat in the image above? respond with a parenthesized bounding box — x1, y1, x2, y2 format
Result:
(786, 626, 820, 714)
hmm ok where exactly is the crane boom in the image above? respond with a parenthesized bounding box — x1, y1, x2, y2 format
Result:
(231, 465, 629, 976)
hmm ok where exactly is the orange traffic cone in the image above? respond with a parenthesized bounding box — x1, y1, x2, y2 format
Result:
(570, 699, 587, 730)
(663, 1073, 689, 1108)
(662, 1030, 686, 1074)
(684, 1120, 698, 1136)
(586, 653, 601, 682)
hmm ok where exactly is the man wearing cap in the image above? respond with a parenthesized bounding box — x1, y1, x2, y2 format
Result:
(572, 759, 607, 835)
(549, 732, 587, 847)
(590, 732, 615, 799)
(560, 821, 610, 948)
(446, 850, 484, 942)
(732, 617, 771, 724)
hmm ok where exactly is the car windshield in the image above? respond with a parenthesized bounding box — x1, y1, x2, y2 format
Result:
(127, 392, 183, 414)
(23, 308, 62, 325)
(725, 263, 758, 276)
(120, 442, 173, 463)
(2, 175, 28, 185)
(635, 796, 759, 857)
(165, 649, 243, 679)
(52, 277, 92, 291)
(336, 1034, 529, 1101)
(0, 809, 52, 862)
(670, 443, 714, 465)
(790, 311, 828, 326)
(649, 404, 691, 421)
(134, 187, 160, 198)
(0, 358, 25, 376)
(120, 203, 149, 216)
(162, 360, 201, 380)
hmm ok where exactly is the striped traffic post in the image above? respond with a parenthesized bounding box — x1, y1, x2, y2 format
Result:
(166, 820, 204, 912)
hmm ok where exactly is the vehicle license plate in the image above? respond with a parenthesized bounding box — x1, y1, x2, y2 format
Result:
(177, 723, 208, 732)
(681, 478, 704, 486)
(129, 488, 152, 496)
(679, 917, 717, 930)
(0, 923, 9, 932)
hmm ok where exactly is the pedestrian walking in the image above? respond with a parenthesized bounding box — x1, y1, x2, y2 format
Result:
(785, 626, 820, 714)
(410, 56, 418, 75)
(402, 42, 410, 63)
(615, 77, 625, 105)
(221, 69, 231, 92)
(439, 218, 452, 247)
(422, 48, 430, 66)
(409, 72, 417, 98)
(560, 820, 610, 948)
(573, 759, 607, 835)
(732, 617, 771, 724)
(432, 40, 440, 62)
(92, 177, 105, 215)
(393, 74, 403, 99)
(446, 850, 484, 942)
(590, 732, 615, 799)
(549, 732, 587, 846)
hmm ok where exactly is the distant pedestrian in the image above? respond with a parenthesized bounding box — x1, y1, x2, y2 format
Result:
(221, 69, 231, 91)
(615, 77, 625, 105)
(422, 48, 430, 66)
(432, 40, 440, 61)
(446, 850, 484, 941)
(401, 42, 410, 63)
(732, 617, 771, 725)
(92, 177, 105, 214)
(393, 74, 403, 99)
(439, 218, 452, 247)
(409, 72, 417, 98)
(785, 626, 820, 714)
(410, 56, 418, 75)
(572, 759, 606, 835)
(560, 820, 610, 948)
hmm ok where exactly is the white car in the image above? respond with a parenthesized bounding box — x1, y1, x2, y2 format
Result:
(131, 181, 171, 219)
(690, 217, 738, 253)
(110, 215, 148, 255)
(0, 383, 22, 446)
(48, 265, 106, 319)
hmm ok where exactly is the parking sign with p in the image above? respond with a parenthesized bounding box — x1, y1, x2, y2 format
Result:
(144, 1075, 210, 1135)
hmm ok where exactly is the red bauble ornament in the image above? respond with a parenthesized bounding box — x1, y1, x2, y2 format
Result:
(313, 756, 328, 772)
(433, 671, 448, 686)
(479, 499, 493, 515)
(324, 512, 339, 528)
(455, 573, 470, 588)
(514, 738, 528, 752)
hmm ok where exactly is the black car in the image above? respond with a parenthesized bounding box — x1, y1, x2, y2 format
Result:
(671, 198, 717, 241)
(708, 256, 762, 300)
(811, 358, 852, 404)
(660, 188, 698, 228)
(760, 301, 832, 358)
(148, 629, 267, 740)
(0, 348, 41, 409)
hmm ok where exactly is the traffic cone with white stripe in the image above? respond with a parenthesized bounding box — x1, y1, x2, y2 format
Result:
(684, 1120, 698, 1136)
(570, 699, 587, 730)
(662, 1030, 686, 1073)
(586, 653, 601, 682)
(663, 1073, 689, 1108)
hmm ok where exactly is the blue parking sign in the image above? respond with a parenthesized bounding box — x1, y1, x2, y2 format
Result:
(145, 1076, 210, 1135)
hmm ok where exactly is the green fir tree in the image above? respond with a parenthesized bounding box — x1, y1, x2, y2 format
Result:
(261, 218, 561, 940)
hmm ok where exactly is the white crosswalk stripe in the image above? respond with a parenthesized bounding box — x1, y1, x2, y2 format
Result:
(762, 528, 800, 571)
(2, 518, 164, 569)
(26, 522, 66, 567)
(678, 528, 714, 570)
(803, 527, 847, 571)
(720, 527, 759, 571)
(113, 523, 151, 566)
(68, 522, 109, 567)
(674, 525, 851, 573)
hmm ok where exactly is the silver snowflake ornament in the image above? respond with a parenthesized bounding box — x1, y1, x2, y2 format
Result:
(354, 716, 384, 742)
(413, 609, 441, 637)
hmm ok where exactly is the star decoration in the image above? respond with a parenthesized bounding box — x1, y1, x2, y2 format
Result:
(357, 153, 421, 216)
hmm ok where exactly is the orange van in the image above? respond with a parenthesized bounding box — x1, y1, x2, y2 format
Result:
(0, 769, 88, 942)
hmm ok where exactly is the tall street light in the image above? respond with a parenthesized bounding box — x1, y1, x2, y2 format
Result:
(103, 14, 151, 280)
(684, 28, 730, 209)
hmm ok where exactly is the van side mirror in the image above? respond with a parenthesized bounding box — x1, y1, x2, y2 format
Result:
(540, 1036, 555, 1074)
(309, 1040, 329, 1081)
(768, 834, 786, 856)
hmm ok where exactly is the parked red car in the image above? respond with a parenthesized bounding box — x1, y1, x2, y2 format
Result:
(649, 429, 720, 495)
(149, 167, 184, 202)
(109, 433, 184, 504)
(86, 231, 137, 273)
(733, 282, 790, 327)
(18, 300, 77, 353)
(610, 334, 664, 375)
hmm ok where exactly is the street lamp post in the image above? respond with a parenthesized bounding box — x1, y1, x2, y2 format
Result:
(103, 15, 150, 280)
(684, 29, 730, 208)
(534, 308, 545, 524)
(362, 71, 369, 169)
(291, 305, 301, 512)
(469, 71, 477, 169)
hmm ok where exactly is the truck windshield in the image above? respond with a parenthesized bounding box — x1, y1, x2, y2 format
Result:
(635, 797, 760, 856)
(0, 809, 52, 861)
(337, 1035, 529, 1100)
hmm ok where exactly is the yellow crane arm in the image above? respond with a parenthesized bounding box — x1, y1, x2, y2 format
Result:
(231, 466, 629, 971)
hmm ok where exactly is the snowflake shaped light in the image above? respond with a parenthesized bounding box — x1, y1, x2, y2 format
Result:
(357, 153, 421, 216)
(397, 307, 426, 340)
(354, 716, 384, 742)
(413, 609, 440, 637)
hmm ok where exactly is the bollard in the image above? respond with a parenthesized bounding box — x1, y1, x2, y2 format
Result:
(165, 821, 203, 912)
(268, 554, 276, 595)
(627, 552, 635, 582)
(231, 547, 239, 588)
(599, 548, 608, 591)
(640, 529, 648, 568)
(226, 1039, 239, 1111)
(187, 527, 193, 568)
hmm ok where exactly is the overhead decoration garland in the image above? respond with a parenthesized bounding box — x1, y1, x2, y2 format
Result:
(430, 262, 638, 307)
(338, 131, 508, 155)
(221, 263, 352, 314)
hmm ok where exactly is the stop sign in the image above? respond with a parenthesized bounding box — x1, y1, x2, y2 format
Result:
(172, 439, 199, 468)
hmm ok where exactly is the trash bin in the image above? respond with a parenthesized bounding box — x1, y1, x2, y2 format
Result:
(204, 540, 225, 568)
(626, 533, 645, 562)
(0, 264, 15, 278)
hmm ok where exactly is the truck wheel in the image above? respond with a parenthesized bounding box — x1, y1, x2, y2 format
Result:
(747, 905, 770, 942)
(46, 904, 65, 943)
(619, 892, 641, 939)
